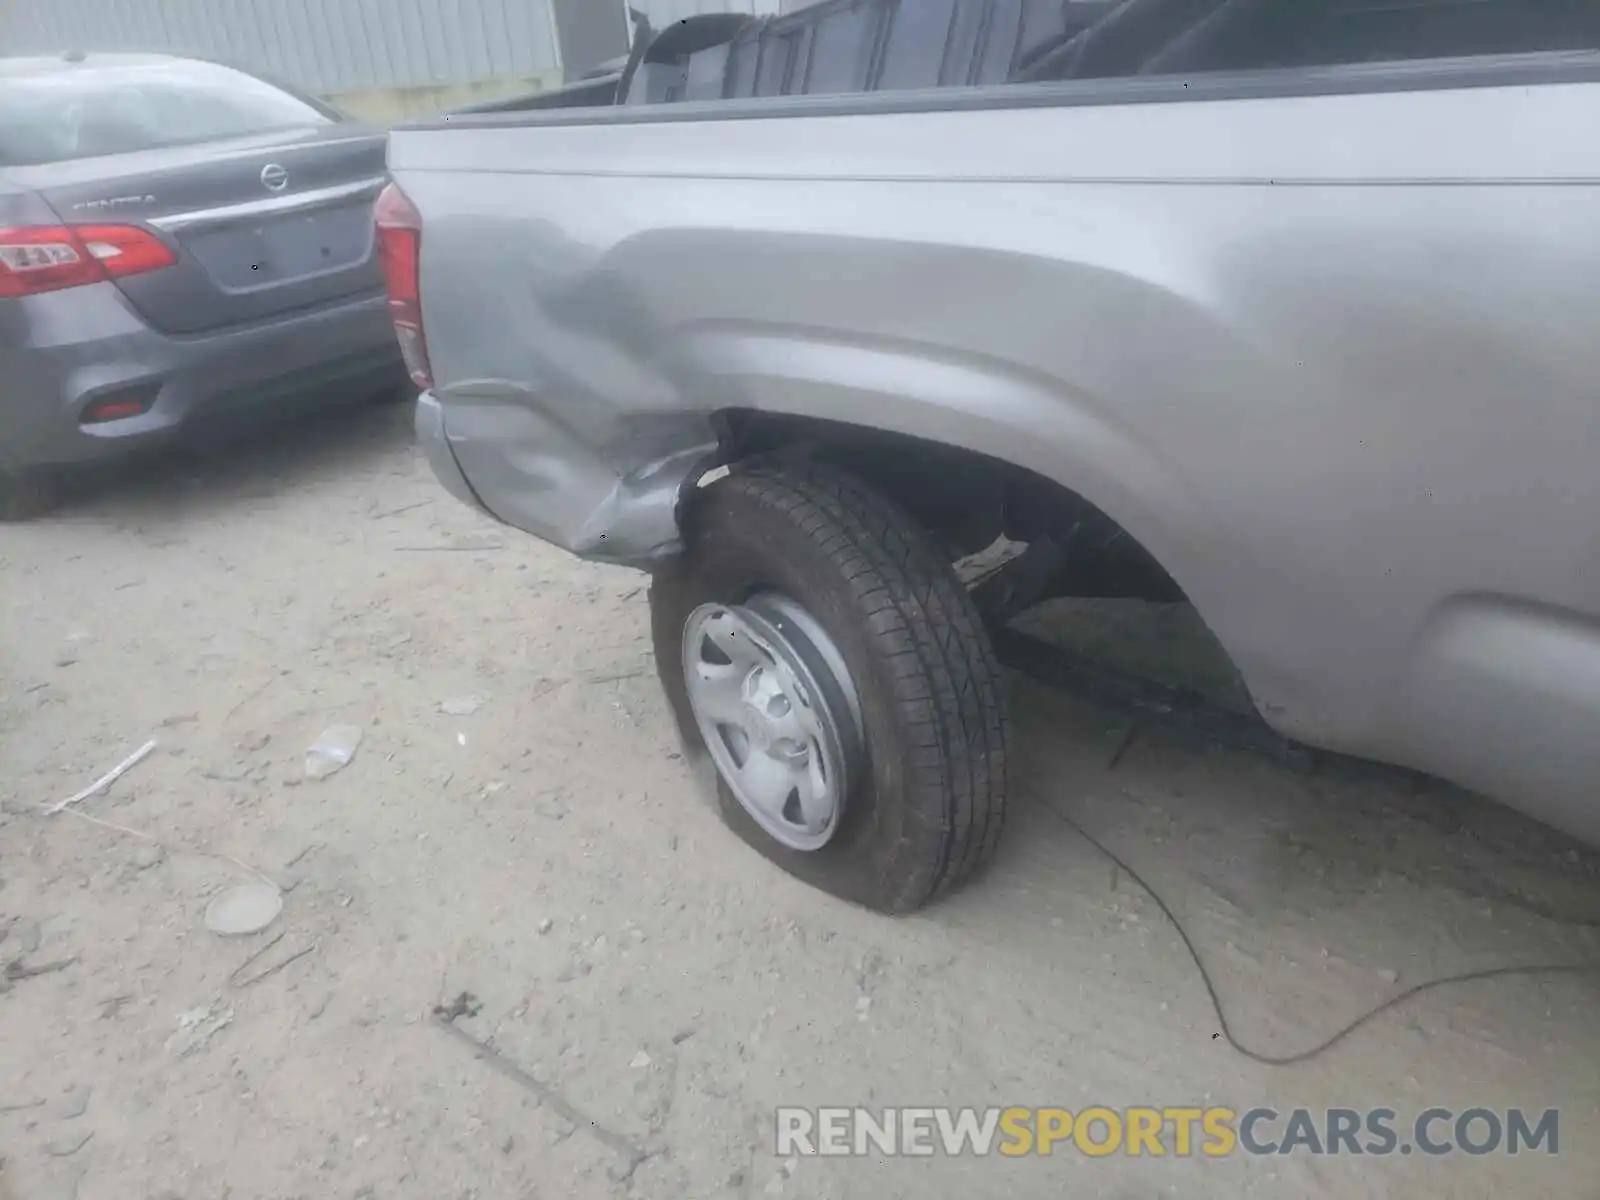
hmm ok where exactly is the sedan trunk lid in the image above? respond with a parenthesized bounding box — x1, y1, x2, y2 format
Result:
(18, 124, 387, 334)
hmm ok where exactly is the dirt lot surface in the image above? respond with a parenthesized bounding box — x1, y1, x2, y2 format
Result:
(3, 404, 1600, 1200)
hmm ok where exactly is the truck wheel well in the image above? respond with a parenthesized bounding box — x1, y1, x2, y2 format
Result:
(711, 410, 1186, 605)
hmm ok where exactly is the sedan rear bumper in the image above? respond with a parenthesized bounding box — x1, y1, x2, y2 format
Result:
(0, 281, 402, 470)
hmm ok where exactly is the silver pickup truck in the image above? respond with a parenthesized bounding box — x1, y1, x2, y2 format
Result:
(385, 0, 1600, 910)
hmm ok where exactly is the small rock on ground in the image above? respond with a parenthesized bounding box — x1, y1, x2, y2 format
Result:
(45, 1131, 92, 1157)
(55, 1086, 90, 1120)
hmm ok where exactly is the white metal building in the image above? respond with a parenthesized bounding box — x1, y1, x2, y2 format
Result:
(0, 0, 790, 116)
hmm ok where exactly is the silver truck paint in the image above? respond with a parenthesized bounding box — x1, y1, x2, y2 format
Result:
(390, 62, 1600, 845)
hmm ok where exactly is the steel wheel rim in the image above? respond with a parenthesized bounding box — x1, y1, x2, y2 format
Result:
(681, 593, 863, 851)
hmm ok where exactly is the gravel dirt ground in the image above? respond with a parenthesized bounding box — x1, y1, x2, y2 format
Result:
(3, 402, 1599, 1200)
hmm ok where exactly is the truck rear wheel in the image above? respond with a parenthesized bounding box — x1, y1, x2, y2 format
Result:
(650, 461, 1008, 912)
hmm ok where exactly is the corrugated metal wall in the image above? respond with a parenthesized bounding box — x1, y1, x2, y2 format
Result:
(0, 1, 812, 94)
(0, 0, 561, 93)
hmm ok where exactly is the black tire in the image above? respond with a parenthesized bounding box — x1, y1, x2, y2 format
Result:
(0, 467, 57, 522)
(651, 460, 1009, 913)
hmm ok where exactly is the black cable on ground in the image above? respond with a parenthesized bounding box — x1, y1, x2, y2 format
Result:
(1023, 785, 1600, 1067)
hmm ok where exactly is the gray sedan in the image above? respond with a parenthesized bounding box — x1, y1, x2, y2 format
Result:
(0, 52, 404, 517)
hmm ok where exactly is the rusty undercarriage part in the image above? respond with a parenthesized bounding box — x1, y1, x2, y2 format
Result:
(990, 625, 1428, 793)
(991, 625, 1311, 768)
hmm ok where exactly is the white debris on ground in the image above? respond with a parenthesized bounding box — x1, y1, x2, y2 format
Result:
(202, 883, 283, 937)
(304, 725, 363, 780)
(1, 405, 1598, 1199)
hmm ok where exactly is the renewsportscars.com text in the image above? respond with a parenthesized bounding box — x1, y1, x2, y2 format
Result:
(775, 1106, 1559, 1158)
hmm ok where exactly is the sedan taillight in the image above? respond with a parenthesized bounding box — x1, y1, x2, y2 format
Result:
(374, 182, 433, 390)
(0, 224, 175, 298)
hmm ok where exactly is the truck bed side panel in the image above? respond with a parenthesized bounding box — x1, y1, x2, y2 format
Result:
(391, 73, 1600, 839)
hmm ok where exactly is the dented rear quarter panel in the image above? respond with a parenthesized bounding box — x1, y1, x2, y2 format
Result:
(389, 64, 1600, 843)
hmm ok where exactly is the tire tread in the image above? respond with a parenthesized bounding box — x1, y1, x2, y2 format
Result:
(714, 461, 1009, 906)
